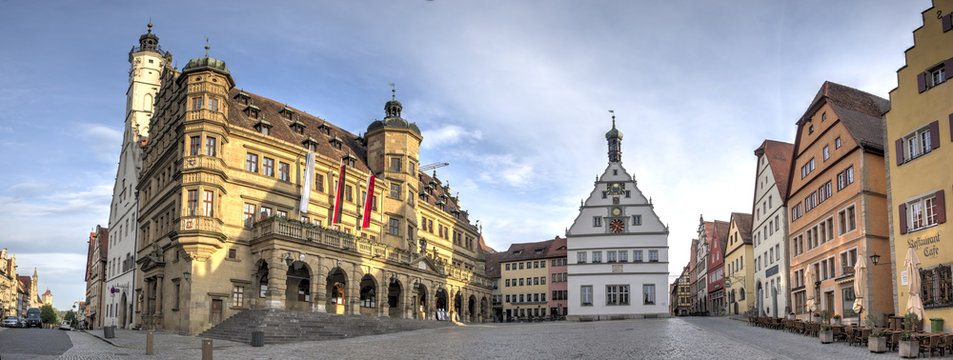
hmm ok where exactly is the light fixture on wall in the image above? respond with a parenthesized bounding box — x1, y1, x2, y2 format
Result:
(870, 254, 886, 266)
(183, 271, 192, 284)
(285, 253, 294, 267)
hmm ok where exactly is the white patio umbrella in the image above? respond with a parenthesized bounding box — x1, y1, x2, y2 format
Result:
(905, 247, 925, 322)
(805, 265, 816, 316)
(852, 256, 866, 321)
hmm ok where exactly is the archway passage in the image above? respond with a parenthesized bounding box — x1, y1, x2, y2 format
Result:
(255, 261, 269, 310)
(435, 289, 448, 321)
(480, 297, 488, 322)
(359, 275, 377, 316)
(119, 293, 128, 328)
(756, 282, 764, 316)
(453, 292, 462, 322)
(286, 261, 311, 312)
(326, 268, 348, 315)
(387, 279, 402, 318)
(468, 295, 476, 322)
(415, 284, 428, 320)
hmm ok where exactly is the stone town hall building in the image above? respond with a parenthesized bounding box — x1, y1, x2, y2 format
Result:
(127, 27, 494, 334)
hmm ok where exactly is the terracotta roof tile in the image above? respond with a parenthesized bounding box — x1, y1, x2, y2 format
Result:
(496, 237, 564, 264)
(754, 140, 794, 200)
(714, 220, 730, 255)
(730, 212, 753, 244)
(801, 81, 889, 152)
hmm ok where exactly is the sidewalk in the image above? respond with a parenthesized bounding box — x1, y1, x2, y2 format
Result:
(84, 328, 246, 355)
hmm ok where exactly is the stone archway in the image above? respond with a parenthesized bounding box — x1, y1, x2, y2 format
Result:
(359, 274, 377, 317)
(119, 293, 128, 329)
(756, 281, 764, 316)
(481, 296, 488, 322)
(468, 295, 476, 322)
(453, 292, 462, 322)
(387, 279, 402, 318)
(254, 260, 269, 310)
(326, 267, 348, 315)
(415, 283, 428, 320)
(435, 288, 448, 320)
(286, 261, 311, 312)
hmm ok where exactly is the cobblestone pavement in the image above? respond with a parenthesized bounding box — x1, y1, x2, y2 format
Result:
(53, 317, 953, 359)
(0, 327, 72, 359)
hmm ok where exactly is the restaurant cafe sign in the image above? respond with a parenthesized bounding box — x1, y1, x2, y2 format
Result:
(908, 231, 942, 259)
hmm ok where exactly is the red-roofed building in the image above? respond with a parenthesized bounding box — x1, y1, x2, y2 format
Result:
(707, 220, 730, 316)
(752, 139, 794, 317)
(84, 225, 108, 329)
(498, 237, 566, 321)
(0, 248, 17, 317)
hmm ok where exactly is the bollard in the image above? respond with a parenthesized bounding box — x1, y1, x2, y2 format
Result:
(250, 331, 264, 347)
(202, 338, 213, 360)
(146, 330, 154, 355)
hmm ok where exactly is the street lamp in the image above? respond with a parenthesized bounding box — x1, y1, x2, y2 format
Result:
(870, 254, 886, 266)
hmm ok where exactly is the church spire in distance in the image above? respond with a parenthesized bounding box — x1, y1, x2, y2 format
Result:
(605, 110, 623, 163)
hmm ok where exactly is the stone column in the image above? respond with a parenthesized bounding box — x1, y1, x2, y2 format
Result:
(155, 275, 164, 315)
(265, 258, 287, 310)
(313, 265, 326, 313)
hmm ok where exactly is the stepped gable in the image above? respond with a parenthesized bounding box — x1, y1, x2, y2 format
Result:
(730, 213, 753, 244)
(800, 81, 890, 151)
(199, 309, 450, 345)
(755, 140, 794, 199)
(225, 88, 370, 173)
(417, 172, 470, 223)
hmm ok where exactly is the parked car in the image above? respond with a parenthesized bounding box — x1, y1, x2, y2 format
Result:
(2, 315, 19, 327)
(25, 308, 41, 327)
(58, 320, 71, 331)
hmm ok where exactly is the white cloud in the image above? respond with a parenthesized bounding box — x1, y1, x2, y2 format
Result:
(420, 125, 483, 150)
(82, 123, 122, 163)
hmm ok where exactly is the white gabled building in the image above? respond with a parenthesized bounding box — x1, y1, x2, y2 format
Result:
(103, 24, 169, 328)
(566, 117, 670, 321)
(751, 140, 794, 318)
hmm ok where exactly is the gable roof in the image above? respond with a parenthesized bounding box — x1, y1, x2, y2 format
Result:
(754, 140, 794, 200)
(483, 252, 504, 278)
(713, 220, 730, 255)
(17, 275, 30, 293)
(496, 237, 563, 264)
(798, 81, 890, 152)
(729, 212, 753, 245)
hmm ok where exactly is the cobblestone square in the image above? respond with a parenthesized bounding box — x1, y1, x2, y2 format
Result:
(49, 317, 926, 359)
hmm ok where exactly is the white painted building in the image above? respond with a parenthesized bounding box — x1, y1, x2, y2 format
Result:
(103, 25, 168, 328)
(751, 140, 794, 317)
(566, 118, 670, 320)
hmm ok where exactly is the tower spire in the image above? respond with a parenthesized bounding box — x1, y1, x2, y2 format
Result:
(205, 37, 210, 57)
(605, 110, 623, 163)
(389, 83, 396, 100)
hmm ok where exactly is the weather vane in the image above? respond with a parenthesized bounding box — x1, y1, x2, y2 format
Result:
(205, 37, 210, 57)
(147, 18, 152, 33)
(609, 110, 616, 126)
(389, 83, 396, 100)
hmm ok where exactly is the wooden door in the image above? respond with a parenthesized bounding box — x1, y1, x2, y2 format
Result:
(210, 299, 223, 325)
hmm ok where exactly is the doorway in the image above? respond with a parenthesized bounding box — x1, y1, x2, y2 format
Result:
(210, 299, 223, 325)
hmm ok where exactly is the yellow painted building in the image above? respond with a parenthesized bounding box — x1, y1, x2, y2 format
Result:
(0, 249, 17, 317)
(498, 241, 556, 321)
(725, 212, 754, 315)
(134, 42, 493, 334)
(885, 0, 953, 330)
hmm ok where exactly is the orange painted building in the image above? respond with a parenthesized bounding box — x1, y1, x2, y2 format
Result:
(787, 82, 894, 323)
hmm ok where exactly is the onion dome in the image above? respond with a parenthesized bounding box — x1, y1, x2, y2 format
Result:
(605, 117, 623, 140)
(181, 43, 235, 87)
(367, 98, 422, 135)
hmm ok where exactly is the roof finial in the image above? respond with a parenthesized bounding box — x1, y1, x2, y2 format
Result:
(389, 83, 396, 100)
(147, 19, 153, 33)
(609, 109, 616, 128)
(204, 37, 210, 57)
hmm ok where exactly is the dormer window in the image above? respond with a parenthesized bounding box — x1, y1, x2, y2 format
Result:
(280, 107, 295, 120)
(343, 154, 357, 167)
(254, 120, 272, 135)
(318, 123, 332, 136)
(244, 105, 260, 119)
(289, 120, 306, 134)
(235, 92, 250, 105)
(329, 136, 343, 150)
(302, 137, 319, 152)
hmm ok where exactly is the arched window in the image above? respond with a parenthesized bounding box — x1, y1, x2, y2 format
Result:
(144, 94, 153, 112)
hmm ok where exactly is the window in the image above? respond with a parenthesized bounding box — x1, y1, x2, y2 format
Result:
(836, 166, 854, 191)
(533, 277, 539, 285)
(821, 112, 827, 121)
(388, 218, 399, 235)
(632, 215, 642, 226)
(643, 284, 656, 305)
(541, 260, 546, 268)
(277, 210, 287, 218)
(246, 153, 258, 173)
(263, 157, 275, 177)
(581, 286, 593, 306)
(187, 190, 198, 216)
(592, 251, 602, 263)
(577, 252, 587, 264)
(634, 250, 643, 262)
(619, 250, 628, 262)
(260, 207, 272, 219)
(823, 145, 830, 161)
(205, 137, 216, 156)
(800, 158, 815, 179)
(243, 203, 257, 228)
(804, 192, 818, 212)
(197, 190, 212, 217)
(837, 205, 857, 234)
(519, 278, 524, 286)
(344, 184, 353, 202)
(407, 191, 414, 206)
(903, 124, 937, 162)
(190, 136, 201, 156)
(505, 264, 510, 271)
(607, 251, 617, 263)
(649, 250, 659, 262)
(191, 97, 202, 110)
(209, 98, 219, 112)
(932, 65, 947, 87)
(817, 181, 832, 204)
(835, 137, 841, 149)
(840, 249, 857, 275)
(906, 192, 942, 232)
(315, 174, 324, 192)
(390, 158, 401, 172)
(390, 183, 401, 199)
(808, 125, 814, 134)
(791, 203, 803, 221)
(593, 216, 602, 227)
(278, 162, 290, 181)
(232, 286, 244, 307)
(606, 285, 630, 305)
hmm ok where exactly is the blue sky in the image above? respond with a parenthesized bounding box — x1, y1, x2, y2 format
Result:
(0, 0, 930, 310)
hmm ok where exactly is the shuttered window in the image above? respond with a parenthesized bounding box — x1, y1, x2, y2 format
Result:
(897, 121, 940, 165)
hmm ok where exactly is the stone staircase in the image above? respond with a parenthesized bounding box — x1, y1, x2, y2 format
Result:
(199, 309, 451, 345)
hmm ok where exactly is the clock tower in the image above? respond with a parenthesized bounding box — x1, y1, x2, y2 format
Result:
(565, 114, 670, 321)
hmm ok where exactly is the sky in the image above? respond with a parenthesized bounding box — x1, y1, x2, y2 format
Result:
(0, 0, 932, 310)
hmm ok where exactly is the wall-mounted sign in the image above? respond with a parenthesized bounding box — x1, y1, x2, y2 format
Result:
(907, 232, 942, 259)
(901, 270, 909, 286)
(765, 265, 779, 277)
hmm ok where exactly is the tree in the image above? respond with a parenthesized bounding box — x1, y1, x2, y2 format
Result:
(64, 310, 76, 327)
(40, 304, 58, 326)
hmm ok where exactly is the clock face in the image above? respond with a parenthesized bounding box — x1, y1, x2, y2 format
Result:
(607, 182, 625, 195)
(611, 207, 622, 216)
(609, 219, 625, 233)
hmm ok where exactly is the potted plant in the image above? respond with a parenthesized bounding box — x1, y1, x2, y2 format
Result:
(818, 310, 832, 324)
(819, 323, 834, 343)
(811, 311, 821, 323)
(832, 314, 842, 325)
(899, 313, 921, 358)
(868, 328, 887, 353)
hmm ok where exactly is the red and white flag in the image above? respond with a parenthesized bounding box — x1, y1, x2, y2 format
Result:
(332, 159, 346, 224)
(362, 173, 376, 228)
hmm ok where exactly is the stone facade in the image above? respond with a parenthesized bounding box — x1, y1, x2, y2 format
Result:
(884, 0, 953, 329)
(85, 226, 108, 328)
(725, 212, 753, 316)
(133, 41, 492, 335)
(496, 237, 566, 321)
(0, 249, 17, 317)
(752, 140, 793, 318)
